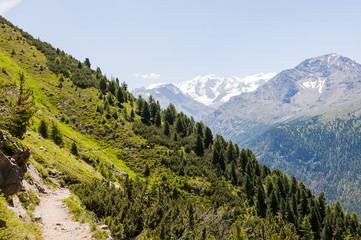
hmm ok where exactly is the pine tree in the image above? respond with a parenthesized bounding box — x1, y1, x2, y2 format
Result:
(194, 134, 204, 156)
(38, 119, 48, 138)
(226, 140, 236, 163)
(144, 163, 150, 177)
(204, 127, 213, 149)
(196, 122, 203, 137)
(84, 58, 91, 68)
(130, 109, 135, 121)
(71, 142, 78, 156)
(300, 216, 314, 240)
(232, 221, 248, 240)
(51, 122, 63, 146)
(212, 135, 226, 170)
(100, 78, 107, 92)
(164, 121, 170, 136)
(141, 102, 151, 123)
(116, 88, 124, 103)
(108, 81, 116, 94)
(164, 103, 177, 125)
(0, 72, 36, 138)
(255, 185, 267, 218)
(269, 191, 279, 215)
(155, 111, 161, 127)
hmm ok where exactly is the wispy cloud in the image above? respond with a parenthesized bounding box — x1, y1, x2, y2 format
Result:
(0, 0, 22, 14)
(134, 73, 161, 80)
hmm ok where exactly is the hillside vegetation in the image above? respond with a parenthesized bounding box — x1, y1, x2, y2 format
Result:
(0, 16, 361, 239)
(249, 111, 361, 217)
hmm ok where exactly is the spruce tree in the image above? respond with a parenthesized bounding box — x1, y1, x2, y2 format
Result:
(164, 121, 170, 136)
(204, 127, 213, 149)
(155, 111, 161, 127)
(0, 72, 36, 139)
(144, 163, 150, 177)
(38, 119, 48, 138)
(84, 58, 91, 68)
(300, 216, 314, 240)
(116, 88, 124, 103)
(51, 122, 63, 146)
(194, 134, 204, 156)
(71, 142, 78, 156)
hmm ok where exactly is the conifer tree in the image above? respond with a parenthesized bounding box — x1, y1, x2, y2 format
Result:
(71, 142, 78, 156)
(226, 140, 236, 163)
(300, 216, 314, 240)
(130, 109, 135, 121)
(155, 111, 161, 127)
(100, 78, 107, 92)
(38, 119, 48, 138)
(141, 102, 151, 123)
(194, 134, 204, 156)
(51, 122, 63, 146)
(0, 72, 36, 138)
(255, 185, 267, 218)
(164, 121, 170, 136)
(84, 58, 91, 68)
(204, 127, 213, 148)
(144, 163, 150, 177)
(116, 88, 124, 103)
(212, 135, 226, 170)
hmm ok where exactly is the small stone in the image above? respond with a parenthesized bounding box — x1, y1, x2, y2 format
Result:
(34, 213, 42, 221)
(39, 146, 47, 151)
(100, 224, 108, 230)
(48, 169, 58, 176)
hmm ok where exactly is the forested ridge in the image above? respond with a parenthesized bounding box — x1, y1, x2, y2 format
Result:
(0, 16, 360, 239)
(249, 113, 361, 218)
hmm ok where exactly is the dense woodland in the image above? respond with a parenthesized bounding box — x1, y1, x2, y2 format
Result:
(0, 16, 361, 239)
(249, 114, 361, 217)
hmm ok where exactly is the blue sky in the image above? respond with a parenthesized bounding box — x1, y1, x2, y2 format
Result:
(2, 0, 361, 89)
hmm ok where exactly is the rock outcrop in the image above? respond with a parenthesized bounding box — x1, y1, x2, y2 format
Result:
(0, 129, 29, 198)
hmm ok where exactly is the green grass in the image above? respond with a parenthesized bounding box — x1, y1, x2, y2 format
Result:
(63, 195, 108, 240)
(0, 195, 42, 239)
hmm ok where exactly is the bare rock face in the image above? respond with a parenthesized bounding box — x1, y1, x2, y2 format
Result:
(0, 129, 29, 198)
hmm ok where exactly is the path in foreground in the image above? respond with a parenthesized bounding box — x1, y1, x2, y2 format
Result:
(35, 185, 94, 240)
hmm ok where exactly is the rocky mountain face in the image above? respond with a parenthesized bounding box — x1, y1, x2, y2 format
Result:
(206, 53, 361, 145)
(132, 73, 275, 120)
(0, 129, 29, 198)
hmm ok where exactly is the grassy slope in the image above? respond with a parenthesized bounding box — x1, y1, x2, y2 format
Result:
(0, 23, 139, 181)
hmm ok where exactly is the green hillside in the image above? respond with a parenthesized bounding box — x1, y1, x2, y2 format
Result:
(248, 111, 361, 217)
(1, 16, 361, 239)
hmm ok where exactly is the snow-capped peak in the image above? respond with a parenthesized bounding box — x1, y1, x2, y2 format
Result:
(175, 72, 276, 107)
(146, 83, 169, 90)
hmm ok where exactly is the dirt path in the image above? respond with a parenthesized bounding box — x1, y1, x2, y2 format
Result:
(35, 185, 94, 240)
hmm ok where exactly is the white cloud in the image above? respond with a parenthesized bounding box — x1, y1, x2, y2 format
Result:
(134, 73, 161, 80)
(0, 0, 22, 14)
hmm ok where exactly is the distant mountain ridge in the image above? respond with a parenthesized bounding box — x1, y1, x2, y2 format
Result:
(176, 73, 276, 107)
(132, 72, 275, 119)
(206, 53, 361, 144)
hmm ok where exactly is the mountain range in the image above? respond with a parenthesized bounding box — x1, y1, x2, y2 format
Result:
(206, 53, 361, 215)
(206, 53, 361, 145)
(131, 72, 275, 120)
